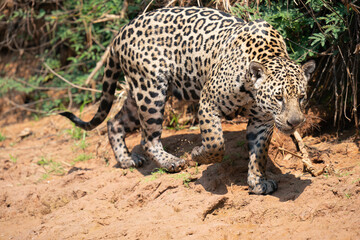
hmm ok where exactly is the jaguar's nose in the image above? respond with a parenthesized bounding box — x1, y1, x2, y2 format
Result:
(286, 115, 305, 128)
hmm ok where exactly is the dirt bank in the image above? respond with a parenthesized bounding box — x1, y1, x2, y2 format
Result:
(1, 106, 359, 239)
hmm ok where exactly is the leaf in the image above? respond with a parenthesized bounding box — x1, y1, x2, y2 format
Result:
(36, 9, 46, 19)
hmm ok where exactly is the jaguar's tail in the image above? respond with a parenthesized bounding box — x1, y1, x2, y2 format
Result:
(60, 45, 120, 131)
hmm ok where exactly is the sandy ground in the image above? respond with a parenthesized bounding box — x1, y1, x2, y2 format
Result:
(0, 105, 359, 240)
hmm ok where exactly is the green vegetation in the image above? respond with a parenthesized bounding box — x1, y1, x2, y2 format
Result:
(236, 141, 246, 148)
(67, 102, 89, 150)
(67, 126, 87, 140)
(0, 0, 359, 133)
(193, 163, 199, 175)
(0, 133, 6, 142)
(9, 154, 17, 163)
(104, 155, 110, 166)
(166, 111, 188, 130)
(233, 1, 349, 62)
(73, 153, 93, 164)
(167, 113, 181, 130)
(152, 168, 167, 175)
(232, 0, 359, 132)
(171, 172, 192, 188)
(143, 167, 194, 187)
(0, 0, 142, 111)
(222, 154, 237, 166)
(37, 156, 65, 179)
(144, 168, 168, 182)
(336, 171, 354, 178)
(223, 155, 230, 161)
(31, 113, 40, 121)
(74, 138, 89, 150)
(344, 192, 352, 199)
(352, 178, 360, 184)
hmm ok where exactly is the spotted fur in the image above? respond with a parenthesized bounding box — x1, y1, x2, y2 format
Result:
(60, 6, 315, 195)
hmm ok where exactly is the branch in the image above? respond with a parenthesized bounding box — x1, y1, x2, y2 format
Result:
(277, 147, 303, 159)
(92, 14, 123, 23)
(12, 77, 66, 91)
(143, 0, 154, 13)
(292, 130, 324, 177)
(165, 0, 176, 7)
(120, 0, 128, 19)
(85, 46, 110, 85)
(43, 62, 101, 93)
(5, 98, 47, 114)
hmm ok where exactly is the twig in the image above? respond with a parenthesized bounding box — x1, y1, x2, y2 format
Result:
(4, 98, 51, 115)
(319, 0, 348, 29)
(143, 0, 154, 13)
(43, 62, 101, 93)
(67, 87, 73, 110)
(0, 1, 8, 12)
(85, 46, 110, 85)
(337, 45, 354, 123)
(298, 0, 327, 37)
(333, 48, 339, 126)
(82, 19, 92, 48)
(308, 54, 331, 102)
(12, 77, 66, 91)
(61, 161, 72, 167)
(277, 147, 303, 159)
(273, 147, 288, 169)
(120, 0, 128, 19)
(285, 37, 331, 57)
(91, 35, 106, 50)
(43, 38, 66, 59)
(93, 14, 123, 24)
(165, 0, 176, 7)
(223, 0, 231, 12)
(5, 98, 47, 114)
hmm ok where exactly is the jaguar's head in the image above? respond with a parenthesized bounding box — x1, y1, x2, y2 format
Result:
(249, 58, 316, 134)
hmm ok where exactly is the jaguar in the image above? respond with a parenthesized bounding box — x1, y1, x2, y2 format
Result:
(60, 6, 315, 195)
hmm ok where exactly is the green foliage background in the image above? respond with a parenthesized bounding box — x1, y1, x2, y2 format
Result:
(0, 0, 143, 110)
(0, 0, 359, 132)
(233, 0, 350, 61)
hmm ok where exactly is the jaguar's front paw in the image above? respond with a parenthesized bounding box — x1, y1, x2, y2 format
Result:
(153, 151, 186, 173)
(115, 152, 146, 169)
(191, 146, 207, 164)
(191, 146, 222, 164)
(248, 179, 278, 195)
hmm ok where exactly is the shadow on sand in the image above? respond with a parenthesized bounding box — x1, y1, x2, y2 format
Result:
(115, 130, 312, 202)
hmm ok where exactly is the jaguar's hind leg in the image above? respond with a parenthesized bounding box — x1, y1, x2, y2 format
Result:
(191, 99, 225, 164)
(135, 78, 186, 172)
(107, 94, 145, 168)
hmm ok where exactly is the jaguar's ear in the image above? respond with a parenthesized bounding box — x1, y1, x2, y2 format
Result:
(249, 61, 266, 89)
(302, 60, 316, 81)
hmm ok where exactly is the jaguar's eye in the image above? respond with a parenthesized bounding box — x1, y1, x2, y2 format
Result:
(299, 94, 306, 101)
(275, 95, 283, 101)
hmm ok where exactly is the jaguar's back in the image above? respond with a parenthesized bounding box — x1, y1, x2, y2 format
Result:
(116, 7, 245, 101)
